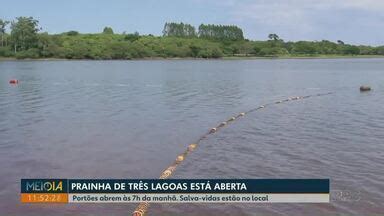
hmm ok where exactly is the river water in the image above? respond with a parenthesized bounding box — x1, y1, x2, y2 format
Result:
(0, 59, 383, 215)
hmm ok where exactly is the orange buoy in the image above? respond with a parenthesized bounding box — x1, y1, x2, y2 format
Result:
(9, 79, 18, 84)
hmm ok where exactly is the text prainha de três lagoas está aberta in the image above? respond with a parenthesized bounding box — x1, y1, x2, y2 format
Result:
(71, 181, 247, 192)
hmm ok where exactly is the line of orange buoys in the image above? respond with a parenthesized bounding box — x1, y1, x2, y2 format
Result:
(130, 92, 333, 216)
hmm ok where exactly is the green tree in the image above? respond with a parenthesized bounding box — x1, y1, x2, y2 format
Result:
(375, 46, 384, 55)
(316, 40, 338, 54)
(259, 47, 288, 56)
(10, 16, 40, 52)
(163, 22, 196, 37)
(291, 41, 317, 55)
(341, 45, 360, 55)
(37, 32, 61, 57)
(66, 31, 79, 36)
(268, 33, 280, 41)
(0, 19, 10, 47)
(124, 32, 140, 42)
(198, 24, 244, 41)
(102, 26, 114, 34)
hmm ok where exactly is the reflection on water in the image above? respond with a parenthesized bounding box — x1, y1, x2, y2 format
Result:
(0, 59, 383, 215)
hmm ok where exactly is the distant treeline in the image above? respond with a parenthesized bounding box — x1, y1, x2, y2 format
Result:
(163, 22, 244, 41)
(1, 17, 384, 59)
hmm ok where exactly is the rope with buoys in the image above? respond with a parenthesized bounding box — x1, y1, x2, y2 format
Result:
(132, 92, 333, 216)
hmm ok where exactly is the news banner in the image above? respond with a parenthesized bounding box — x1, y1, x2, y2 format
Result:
(21, 179, 329, 203)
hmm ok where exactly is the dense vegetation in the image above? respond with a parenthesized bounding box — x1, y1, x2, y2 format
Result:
(1, 17, 384, 60)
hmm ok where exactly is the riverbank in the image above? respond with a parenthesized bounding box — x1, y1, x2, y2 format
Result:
(222, 55, 384, 60)
(2, 17, 384, 61)
(2, 55, 384, 61)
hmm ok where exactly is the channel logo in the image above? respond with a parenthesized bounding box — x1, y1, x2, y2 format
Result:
(20, 179, 68, 203)
(22, 179, 66, 193)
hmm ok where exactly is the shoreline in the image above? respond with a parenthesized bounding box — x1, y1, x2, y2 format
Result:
(223, 55, 384, 60)
(1, 55, 384, 61)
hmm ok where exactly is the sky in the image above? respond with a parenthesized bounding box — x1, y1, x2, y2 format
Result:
(1, 0, 384, 45)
